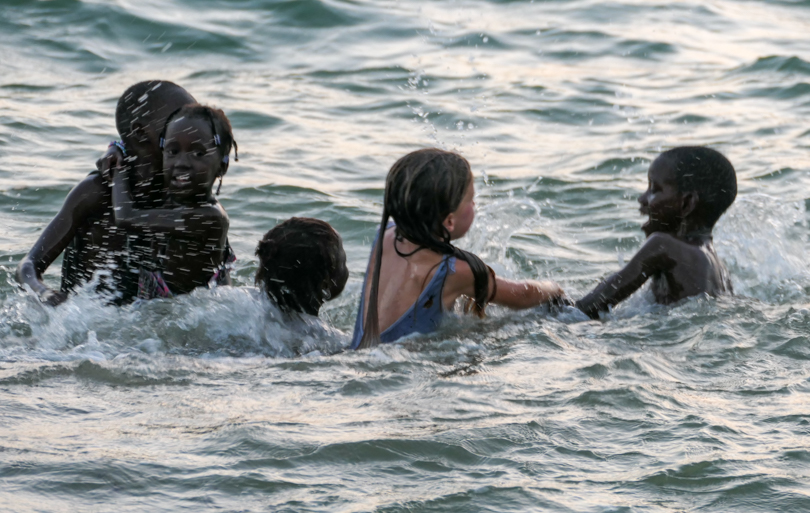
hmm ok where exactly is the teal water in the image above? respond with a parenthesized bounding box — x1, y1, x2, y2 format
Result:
(1, 0, 810, 511)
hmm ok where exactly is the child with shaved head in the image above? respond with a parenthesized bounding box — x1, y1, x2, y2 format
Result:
(17, 80, 195, 305)
(576, 146, 737, 318)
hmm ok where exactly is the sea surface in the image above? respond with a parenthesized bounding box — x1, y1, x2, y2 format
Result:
(1, 0, 809, 511)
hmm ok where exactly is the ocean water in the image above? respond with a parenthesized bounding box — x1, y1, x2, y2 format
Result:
(1, 0, 809, 511)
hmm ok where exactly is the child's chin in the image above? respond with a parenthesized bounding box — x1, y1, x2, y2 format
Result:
(169, 188, 196, 201)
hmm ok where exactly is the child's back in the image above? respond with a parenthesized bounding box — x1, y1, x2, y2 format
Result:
(356, 224, 459, 339)
(576, 146, 736, 318)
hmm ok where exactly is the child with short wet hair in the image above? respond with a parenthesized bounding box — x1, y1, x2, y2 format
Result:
(16, 80, 195, 305)
(110, 103, 237, 298)
(353, 148, 565, 350)
(576, 146, 737, 318)
(255, 217, 349, 316)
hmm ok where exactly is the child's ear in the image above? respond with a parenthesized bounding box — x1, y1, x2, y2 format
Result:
(681, 191, 698, 217)
(129, 122, 146, 141)
(219, 157, 229, 177)
(442, 212, 456, 235)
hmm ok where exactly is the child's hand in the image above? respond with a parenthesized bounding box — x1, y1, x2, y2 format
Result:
(96, 145, 125, 183)
(538, 280, 564, 301)
(39, 288, 68, 307)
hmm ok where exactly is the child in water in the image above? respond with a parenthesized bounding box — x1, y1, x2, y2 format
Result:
(576, 146, 736, 318)
(255, 217, 349, 315)
(16, 80, 195, 305)
(110, 104, 236, 298)
(352, 148, 565, 350)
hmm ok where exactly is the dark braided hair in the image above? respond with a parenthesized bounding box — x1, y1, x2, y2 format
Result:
(159, 103, 239, 196)
(160, 104, 238, 162)
(256, 218, 349, 316)
(357, 148, 491, 349)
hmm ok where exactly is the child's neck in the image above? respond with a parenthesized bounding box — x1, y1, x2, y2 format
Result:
(393, 234, 427, 257)
(169, 194, 216, 208)
(675, 220, 712, 243)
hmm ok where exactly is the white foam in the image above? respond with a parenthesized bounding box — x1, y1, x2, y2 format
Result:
(0, 283, 349, 362)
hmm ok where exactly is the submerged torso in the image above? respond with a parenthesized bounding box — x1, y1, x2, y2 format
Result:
(142, 201, 231, 297)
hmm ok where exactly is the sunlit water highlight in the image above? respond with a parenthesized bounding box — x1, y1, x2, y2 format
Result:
(1, 0, 809, 511)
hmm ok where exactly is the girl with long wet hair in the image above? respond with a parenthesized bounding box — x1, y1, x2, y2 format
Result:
(352, 148, 564, 350)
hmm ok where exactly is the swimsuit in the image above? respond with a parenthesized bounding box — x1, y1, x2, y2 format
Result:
(136, 240, 236, 300)
(350, 225, 456, 349)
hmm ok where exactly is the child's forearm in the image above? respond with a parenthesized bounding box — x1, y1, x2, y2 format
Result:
(110, 170, 179, 232)
(110, 168, 137, 228)
(575, 277, 621, 319)
(575, 263, 649, 319)
(493, 278, 564, 309)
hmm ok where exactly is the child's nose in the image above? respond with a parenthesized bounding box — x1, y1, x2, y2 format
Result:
(174, 152, 192, 167)
(638, 191, 648, 206)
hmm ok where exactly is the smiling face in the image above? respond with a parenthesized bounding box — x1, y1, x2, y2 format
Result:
(638, 156, 685, 237)
(162, 115, 222, 204)
(118, 85, 196, 192)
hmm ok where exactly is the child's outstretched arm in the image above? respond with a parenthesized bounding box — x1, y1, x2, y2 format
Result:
(445, 260, 564, 310)
(491, 276, 564, 309)
(575, 232, 678, 319)
(16, 174, 107, 306)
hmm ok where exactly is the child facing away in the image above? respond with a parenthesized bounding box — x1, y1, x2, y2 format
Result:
(16, 80, 195, 305)
(352, 148, 565, 350)
(255, 217, 349, 316)
(110, 104, 236, 298)
(575, 146, 736, 318)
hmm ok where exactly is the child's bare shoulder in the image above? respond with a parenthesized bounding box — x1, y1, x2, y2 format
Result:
(443, 256, 475, 298)
(636, 232, 714, 271)
(62, 172, 109, 213)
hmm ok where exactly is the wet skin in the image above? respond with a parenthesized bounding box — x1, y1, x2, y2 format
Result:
(111, 115, 230, 295)
(15, 103, 179, 306)
(575, 155, 732, 319)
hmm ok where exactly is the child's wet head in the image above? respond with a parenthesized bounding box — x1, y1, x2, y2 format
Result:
(115, 80, 195, 160)
(385, 148, 473, 246)
(160, 104, 236, 204)
(639, 147, 737, 236)
(255, 218, 348, 316)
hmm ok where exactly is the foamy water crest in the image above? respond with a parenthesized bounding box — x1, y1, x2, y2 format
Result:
(0, 282, 348, 363)
(715, 194, 810, 301)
